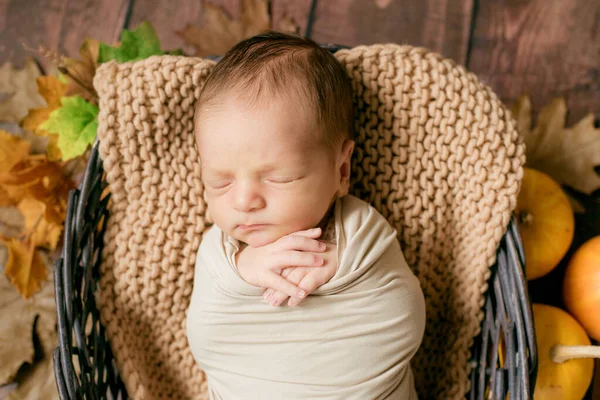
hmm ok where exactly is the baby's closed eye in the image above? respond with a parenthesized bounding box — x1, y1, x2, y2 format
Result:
(265, 176, 303, 184)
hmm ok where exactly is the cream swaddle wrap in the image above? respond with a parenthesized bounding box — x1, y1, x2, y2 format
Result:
(186, 194, 426, 399)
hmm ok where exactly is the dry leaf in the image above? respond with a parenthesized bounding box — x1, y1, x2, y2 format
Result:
(0, 130, 30, 172)
(0, 276, 35, 385)
(0, 133, 71, 298)
(18, 197, 63, 250)
(0, 383, 18, 398)
(277, 15, 299, 34)
(0, 159, 70, 298)
(0, 242, 8, 273)
(1, 238, 47, 299)
(0, 207, 24, 238)
(512, 95, 600, 195)
(0, 59, 46, 123)
(178, 0, 270, 57)
(0, 130, 30, 207)
(0, 153, 74, 223)
(0, 122, 50, 155)
(2, 259, 59, 400)
(61, 39, 100, 105)
(20, 76, 68, 161)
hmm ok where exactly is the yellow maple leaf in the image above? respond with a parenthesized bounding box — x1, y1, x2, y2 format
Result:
(178, 0, 271, 57)
(0, 154, 73, 224)
(1, 238, 47, 299)
(0, 198, 61, 299)
(0, 130, 30, 206)
(18, 197, 62, 250)
(20, 76, 67, 161)
(0, 130, 30, 172)
(512, 95, 600, 195)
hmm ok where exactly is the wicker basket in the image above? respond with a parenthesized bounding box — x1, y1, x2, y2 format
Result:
(52, 46, 538, 400)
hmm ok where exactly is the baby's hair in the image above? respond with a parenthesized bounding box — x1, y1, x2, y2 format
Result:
(194, 31, 354, 153)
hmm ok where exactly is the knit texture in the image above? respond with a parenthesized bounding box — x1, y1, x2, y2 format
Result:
(93, 45, 525, 400)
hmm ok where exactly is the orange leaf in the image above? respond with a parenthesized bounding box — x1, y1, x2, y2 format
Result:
(1, 237, 47, 299)
(17, 197, 63, 250)
(0, 153, 74, 219)
(0, 130, 30, 173)
(0, 130, 30, 206)
(20, 76, 67, 161)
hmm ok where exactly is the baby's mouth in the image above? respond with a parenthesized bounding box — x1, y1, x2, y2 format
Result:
(238, 224, 267, 231)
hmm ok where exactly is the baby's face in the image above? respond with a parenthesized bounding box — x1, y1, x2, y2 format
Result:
(196, 93, 347, 248)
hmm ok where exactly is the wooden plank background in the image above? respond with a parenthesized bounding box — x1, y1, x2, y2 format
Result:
(1, 0, 599, 398)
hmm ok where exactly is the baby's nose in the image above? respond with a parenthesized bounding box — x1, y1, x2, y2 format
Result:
(233, 182, 265, 212)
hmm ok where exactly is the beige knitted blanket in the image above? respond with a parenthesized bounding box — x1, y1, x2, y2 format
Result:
(93, 44, 525, 400)
(187, 194, 425, 399)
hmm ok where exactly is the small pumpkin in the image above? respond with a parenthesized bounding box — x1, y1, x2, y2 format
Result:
(563, 236, 600, 341)
(533, 303, 600, 400)
(515, 168, 574, 280)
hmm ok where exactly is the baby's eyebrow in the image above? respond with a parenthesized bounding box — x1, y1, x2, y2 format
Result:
(202, 168, 233, 177)
(202, 163, 303, 177)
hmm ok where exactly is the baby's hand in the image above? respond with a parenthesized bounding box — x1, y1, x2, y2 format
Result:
(235, 227, 328, 303)
(263, 241, 337, 307)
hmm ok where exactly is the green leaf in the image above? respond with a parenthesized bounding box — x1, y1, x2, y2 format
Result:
(98, 21, 164, 63)
(39, 95, 98, 160)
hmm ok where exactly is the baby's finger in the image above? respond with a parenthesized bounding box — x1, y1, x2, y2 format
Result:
(265, 272, 307, 301)
(288, 272, 325, 307)
(269, 268, 312, 306)
(292, 227, 322, 238)
(266, 290, 289, 307)
(279, 232, 326, 254)
(274, 251, 325, 271)
(263, 288, 273, 299)
(280, 267, 293, 278)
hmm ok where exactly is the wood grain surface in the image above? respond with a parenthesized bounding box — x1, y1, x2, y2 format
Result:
(0, 0, 130, 72)
(272, 0, 473, 64)
(1, 0, 599, 397)
(126, 0, 240, 54)
(468, 0, 600, 126)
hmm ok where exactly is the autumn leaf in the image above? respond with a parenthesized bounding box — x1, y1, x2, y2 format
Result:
(512, 95, 600, 195)
(18, 197, 63, 250)
(98, 21, 164, 63)
(0, 154, 74, 224)
(278, 15, 300, 35)
(178, 0, 271, 57)
(0, 275, 35, 385)
(0, 59, 46, 123)
(0, 130, 30, 173)
(61, 39, 100, 104)
(0, 132, 71, 299)
(0, 130, 30, 206)
(1, 260, 59, 399)
(0, 198, 64, 299)
(39, 95, 99, 160)
(1, 238, 47, 299)
(0, 207, 24, 239)
(20, 76, 68, 161)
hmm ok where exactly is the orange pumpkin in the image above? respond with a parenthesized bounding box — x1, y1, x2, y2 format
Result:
(563, 236, 600, 341)
(515, 168, 574, 280)
(533, 304, 599, 400)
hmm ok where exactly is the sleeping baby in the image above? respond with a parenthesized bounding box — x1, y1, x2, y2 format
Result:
(186, 31, 426, 400)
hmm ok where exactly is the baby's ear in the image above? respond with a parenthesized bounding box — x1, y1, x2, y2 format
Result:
(336, 140, 355, 197)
